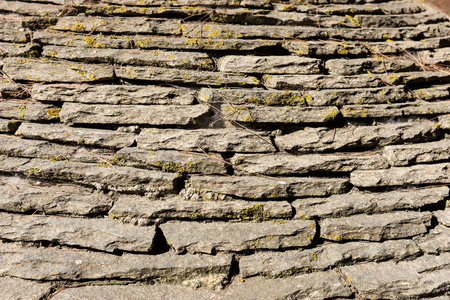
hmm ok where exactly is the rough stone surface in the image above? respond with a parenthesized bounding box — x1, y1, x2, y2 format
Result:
(414, 225, 450, 254)
(439, 114, 450, 130)
(0, 276, 52, 300)
(434, 209, 450, 226)
(0, 101, 60, 122)
(342, 101, 450, 118)
(0, 118, 19, 133)
(326, 57, 418, 75)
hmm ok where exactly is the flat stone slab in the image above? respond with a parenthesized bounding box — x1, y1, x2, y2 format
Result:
(434, 209, 450, 227)
(59, 103, 211, 126)
(351, 162, 450, 187)
(293, 186, 449, 219)
(240, 239, 420, 278)
(231, 152, 388, 175)
(0, 242, 232, 288)
(0, 29, 29, 43)
(109, 195, 292, 223)
(0, 214, 156, 253)
(413, 225, 450, 254)
(2, 58, 114, 83)
(410, 85, 450, 101)
(16, 122, 136, 149)
(160, 220, 315, 254)
(0, 156, 30, 172)
(188, 175, 349, 199)
(320, 211, 432, 242)
(276, 120, 440, 153)
(326, 57, 418, 75)
(0, 41, 34, 57)
(439, 114, 450, 131)
(0, 175, 113, 216)
(0, 101, 60, 122)
(0, 276, 52, 300)
(137, 128, 276, 153)
(32, 84, 196, 105)
(0, 118, 19, 133)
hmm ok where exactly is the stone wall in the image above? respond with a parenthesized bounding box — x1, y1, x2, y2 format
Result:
(0, 0, 449, 298)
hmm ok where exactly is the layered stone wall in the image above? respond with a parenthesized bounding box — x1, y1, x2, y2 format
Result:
(0, 0, 449, 298)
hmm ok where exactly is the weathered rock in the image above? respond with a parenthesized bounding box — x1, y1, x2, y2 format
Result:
(0, 101, 60, 122)
(110, 195, 292, 222)
(210, 9, 317, 26)
(221, 104, 340, 123)
(0, 41, 35, 57)
(414, 225, 450, 254)
(326, 57, 418, 75)
(231, 152, 388, 175)
(0, 1, 69, 17)
(217, 56, 320, 74)
(293, 186, 449, 219)
(340, 253, 450, 299)
(137, 128, 276, 153)
(116, 148, 226, 174)
(383, 138, 450, 166)
(0, 276, 52, 300)
(240, 239, 420, 278)
(367, 37, 450, 55)
(0, 214, 157, 253)
(32, 84, 196, 105)
(33, 30, 133, 48)
(0, 118, 19, 133)
(434, 209, 450, 227)
(0, 82, 29, 98)
(0, 242, 231, 288)
(115, 66, 259, 87)
(80, 4, 211, 18)
(351, 163, 450, 187)
(59, 103, 211, 126)
(420, 47, 450, 65)
(320, 211, 432, 242)
(160, 220, 315, 254)
(276, 120, 440, 153)
(0, 176, 113, 216)
(16, 122, 136, 149)
(0, 156, 30, 172)
(188, 175, 349, 199)
(0, 29, 29, 43)
(283, 40, 369, 57)
(2, 57, 114, 83)
(410, 85, 450, 101)
(439, 114, 450, 131)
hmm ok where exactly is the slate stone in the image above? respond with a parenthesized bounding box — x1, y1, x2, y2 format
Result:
(16, 122, 136, 149)
(2, 58, 114, 83)
(414, 225, 450, 254)
(32, 84, 196, 105)
(0, 175, 113, 216)
(188, 175, 349, 199)
(159, 220, 315, 254)
(240, 239, 420, 278)
(351, 163, 450, 187)
(326, 57, 418, 75)
(283, 40, 369, 57)
(0, 101, 60, 122)
(367, 37, 450, 55)
(137, 128, 276, 153)
(0, 118, 19, 133)
(59, 103, 211, 126)
(0, 276, 52, 300)
(420, 47, 450, 65)
(0, 1, 67, 17)
(0, 214, 157, 253)
(320, 211, 432, 242)
(0, 156, 30, 172)
(231, 152, 388, 175)
(434, 209, 450, 227)
(0, 29, 29, 43)
(0, 41, 35, 57)
(276, 120, 440, 153)
(410, 85, 450, 101)
(293, 186, 449, 219)
(439, 114, 450, 131)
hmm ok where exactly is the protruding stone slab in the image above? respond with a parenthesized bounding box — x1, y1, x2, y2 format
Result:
(342, 101, 450, 118)
(326, 57, 417, 75)
(59, 103, 211, 126)
(160, 220, 315, 254)
(0, 101, 60, 122)
(0, 176, 113, 216)
(109, 195, 292, 223)
(32, 84, 196, 105)
(240, 239, 420, 278)
(232, 152, 388, 175)
(276, 121, 440, 153)
(293, 186, 449, 219)
(0, 276, 52, 300)
(0, 214, 157, 253)
(217, 56, 320, 74)
(320, 211, 432, 242)
(0, 156, 30, 172)
(16, 123, 136, 149)
(439, 114, 450, 131)
(0, 118, 19, 133)
(351, 163, 450, 187)
(0, 29, 29, 43)
(383, 139, 450, 166)
(410, 85, 450, 101)
(414, 225, 450, 254)
(2, 58, 114, 83)
(137, 128, 276, 153)
(434, 209, 450, 227)
(0, 41, 35, 57)
(188, 175, 349, 199)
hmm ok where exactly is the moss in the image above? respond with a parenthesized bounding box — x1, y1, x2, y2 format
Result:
(84, 36, 106, 48)
(344, 15, 361, 27)
(322, 110, 339, 121)
(18, 104, 26, 111)
(239, 204, 270, 221)
(47, 108, 60, 116)
(199, 58, 215, 71)
(28, 168, 39, 175)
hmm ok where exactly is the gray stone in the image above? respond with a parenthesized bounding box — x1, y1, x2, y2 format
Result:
(383, 139, 450, 166)
(0, 242, 231, 288)
(210, 9, 316, 26)
(32, 84, 196, 105)
(115, 66, 259, 87)
(116, 148, 226, 174)
(0, 29, 29, 43)
(276, 120, 440, 153)
(0, 118, 19, 133)
(0, 276, 52, 300)
(160, 220, 315, 254)
(434, 209, 450, 227)
(367, 37, 450, 55)
(16, 123, 136, 149)
(420, 47, 450, 65)
(414, 225, 450, 254)
(188, 175, 349, 199)
(137, 128, 276, 153)
(221, 104, 340, 124)
(0, 41, 35, 58)
(231, 152, 388, 175)
(320, 211, 432, 242)
(293, 186, 449, 219)
(0, 1, 64, 17)
(240, 239, 420, 278)
(410, 85, 450, 101)
(110, 195, 292, 222)
(0, 175, 113, 216)
(59, 103, 211, 126)
(283, 40, 369, 57)
(217, 56, 320, 74)
(2, 58, 114, 83)
(326, 57, 418, 75)
(0, 214, 156, 253)
(0, 101, 60, 122)
(103, 0, 270, 7)
(0, 156, 30, 172)
(439, 114, 450, 131)
(351, 163, 450, 187)
(0, 82, 28, 98)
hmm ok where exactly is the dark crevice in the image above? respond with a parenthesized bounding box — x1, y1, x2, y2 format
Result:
(223, 255, 240, 289)
(151, 227, 171, 255)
